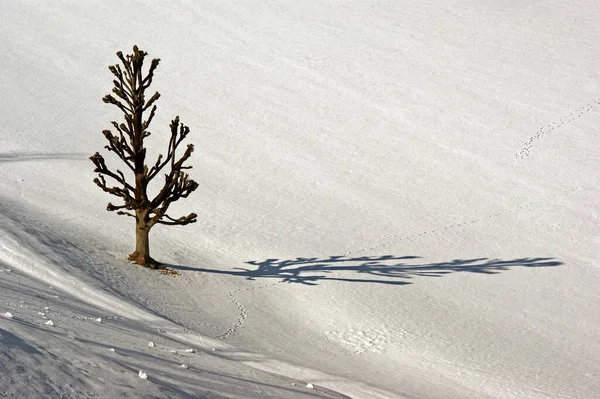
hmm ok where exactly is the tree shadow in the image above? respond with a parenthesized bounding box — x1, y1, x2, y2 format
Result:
(168, 255, 562, 286)
(0, 152, 87, 163)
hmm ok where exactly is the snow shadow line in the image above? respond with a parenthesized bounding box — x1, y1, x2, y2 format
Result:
(0, 152, 88, 163)
(0, 328, 42, 355)
(168, 255, 562, 286)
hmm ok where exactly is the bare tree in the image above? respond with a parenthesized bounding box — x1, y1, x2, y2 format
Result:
(90, 45, 198, 268)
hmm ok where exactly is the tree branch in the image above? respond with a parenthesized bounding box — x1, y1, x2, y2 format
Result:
(90, 152, 135, 193)
(147, 117, 193, 181)
(102, 128, 135, 171)
(102, 94, 132, 114)
(154, 212, 197, 226)
(143, 92, 160, 111)
(142, 58, 160, 89)
(116, 210, 136, 218)
(94, 46, 198, 258)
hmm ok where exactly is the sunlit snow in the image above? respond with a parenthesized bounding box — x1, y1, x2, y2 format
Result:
(1, 1, 599, 398)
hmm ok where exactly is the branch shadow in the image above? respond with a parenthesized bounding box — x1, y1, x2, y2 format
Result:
(168, 255, 562, 286)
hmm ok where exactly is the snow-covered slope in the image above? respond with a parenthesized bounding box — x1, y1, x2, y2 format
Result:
(1, 1, 599, 398)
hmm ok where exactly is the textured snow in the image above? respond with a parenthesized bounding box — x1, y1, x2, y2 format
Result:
(1, 1, 600, 398)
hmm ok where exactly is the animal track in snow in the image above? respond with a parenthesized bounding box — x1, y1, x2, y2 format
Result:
(215, 289, 249, 340)
(343, 183, 583, 259)
(215, 280, 284, 340)
(205, 97, 597, 341)
(343, 202, 538, 258)
(515, 97, 600, 159)
(215, 185, 581, 340)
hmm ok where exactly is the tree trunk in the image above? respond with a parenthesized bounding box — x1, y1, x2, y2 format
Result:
(128, 221, 159, 268)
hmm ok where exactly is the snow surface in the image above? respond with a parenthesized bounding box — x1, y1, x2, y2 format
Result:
(1, 1, 600, 398)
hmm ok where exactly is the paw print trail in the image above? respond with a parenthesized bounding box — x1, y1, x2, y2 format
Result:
(516, 97, 600, 159)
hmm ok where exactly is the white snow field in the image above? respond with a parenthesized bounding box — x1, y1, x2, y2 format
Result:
(1, 1, 600, 398)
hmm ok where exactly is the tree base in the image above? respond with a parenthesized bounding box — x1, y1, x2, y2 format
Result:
(127, 252, 179, 275)
(128, 252, 163, 269)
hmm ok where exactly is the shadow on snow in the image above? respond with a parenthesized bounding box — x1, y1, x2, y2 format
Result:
(168, 255, 562, 286)
(0, 152, 87, 163)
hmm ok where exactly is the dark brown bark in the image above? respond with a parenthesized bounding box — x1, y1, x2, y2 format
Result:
(91, 46, 198, 269)
(127, 209, 159, 267)
(128, 223, 152, 265)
